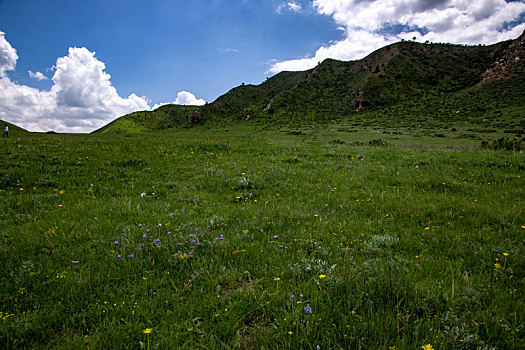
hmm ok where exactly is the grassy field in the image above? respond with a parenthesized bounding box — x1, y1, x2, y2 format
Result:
(0, 125, 524, 349)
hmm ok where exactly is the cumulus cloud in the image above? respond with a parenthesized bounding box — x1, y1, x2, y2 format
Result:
(0, 31, 18, 77)
(28, 70, 48, 80)
(174, 91, 206, 106)
(152, 91, 206, 110)
(269, 0, 525, 73)
(0, 32, 205, 133)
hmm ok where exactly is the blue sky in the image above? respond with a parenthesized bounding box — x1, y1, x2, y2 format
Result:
(1, 0, 524, 132)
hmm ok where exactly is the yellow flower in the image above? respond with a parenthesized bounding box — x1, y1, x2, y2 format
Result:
(421, 345, 434, 350)
(143, 328, 152, 334)
(495, 263, 501, 269)
(503, 252, 509, 257)
(288, 331, 293, 335)
(274, 277, 280, 281)
(319, 274, 326, 279)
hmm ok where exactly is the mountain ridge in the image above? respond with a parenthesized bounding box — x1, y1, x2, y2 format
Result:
(96, 30, 524, 134)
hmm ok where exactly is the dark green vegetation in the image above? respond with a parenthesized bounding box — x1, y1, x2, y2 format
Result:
(98, 31, 525, 140)
(0, 120, 30, 135)
(1, 127, 524, 349)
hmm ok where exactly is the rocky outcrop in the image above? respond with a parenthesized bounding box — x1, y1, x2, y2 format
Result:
(480, 29, 525, 85)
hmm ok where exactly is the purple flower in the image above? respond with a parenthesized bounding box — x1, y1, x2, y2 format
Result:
(113, 241, 119, 245)
(210, 244, 213, 247)
(167, 231, 171, 235)
(290, 294, 294, 301)
(196, 242, 201, 247)
(195, 228, 199, 233)
(146, 229, 150, 233)
(117, 254, 122, 259)
(273, 235, 278, 239)
(155, 225, 160, 229)
(136, 247, 141, 251)
(181, 209, 185, 212)
(155, 239, 160, 243)
(280, 245, 284, 248)
(178, 243, 182, 246)
(219, 235, 224, 241)
(71, 260, 79, 264)
(138, 224, 143, 228)
(305, 304, 312, 314)
(317, 345, 321, 350)
(142, 234, 147, 239)
(170, 212, 175, 216)
(128, 253, 133, 258)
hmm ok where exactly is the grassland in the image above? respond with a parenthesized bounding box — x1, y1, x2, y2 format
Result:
(0, 125, 524, 349)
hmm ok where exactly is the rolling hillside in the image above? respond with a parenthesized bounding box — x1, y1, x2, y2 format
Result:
(96, 30, 525, 134)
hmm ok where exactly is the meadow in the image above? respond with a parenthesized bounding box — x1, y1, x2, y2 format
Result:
(0, 125, 523, 349)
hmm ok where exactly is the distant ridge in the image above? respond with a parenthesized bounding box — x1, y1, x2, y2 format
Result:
(96, 30, 525, 134)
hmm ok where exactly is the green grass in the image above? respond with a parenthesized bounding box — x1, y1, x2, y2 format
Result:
(0, 127, 524, 349)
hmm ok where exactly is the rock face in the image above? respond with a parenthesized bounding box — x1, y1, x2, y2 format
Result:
(187, 110, 201, 124)
(480, 30, 525, 85)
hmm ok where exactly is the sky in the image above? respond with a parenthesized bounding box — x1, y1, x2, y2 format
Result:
(1, 0, 524, 133)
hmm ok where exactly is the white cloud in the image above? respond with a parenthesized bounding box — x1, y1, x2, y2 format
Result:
(288, 2, 302, 12)
(269, 0, 525, 73)
(0, 31, 18, 77)
(0, 33, 204, 133)
(0, 43, 150, 132)
(175, 91, 206, 106)
(277, 1, 304, 14)
(152, 91, 206, 110)
(28, 70, 48, 80)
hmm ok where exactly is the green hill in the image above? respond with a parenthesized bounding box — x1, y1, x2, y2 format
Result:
(0, 120, 31, 135)
(96, 30, 525, 133)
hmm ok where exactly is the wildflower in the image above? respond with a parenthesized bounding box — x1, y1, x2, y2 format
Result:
(288, 331, 293, 335)
(117, 255, 122, 259)
(141, 192, 146, 197)
(503, 252, 509, 256)
(71, 260, 79, 264)
(319, 274, 326, 279)
(305, 304, 312, 314)
(274, 277, 281, 281)
(421, 345, 434, 350)
(128, 253, 134, 258)
(146, 229, 150, 233)
(495, 263, 501, 269)
(142, 234, 147, 239)
(155, 239, 160, 243)
(113, 241, 119, 245)
(273, 235, 278, 239)
(143, 328, 152, 334)
(138, 224, 143, 228)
